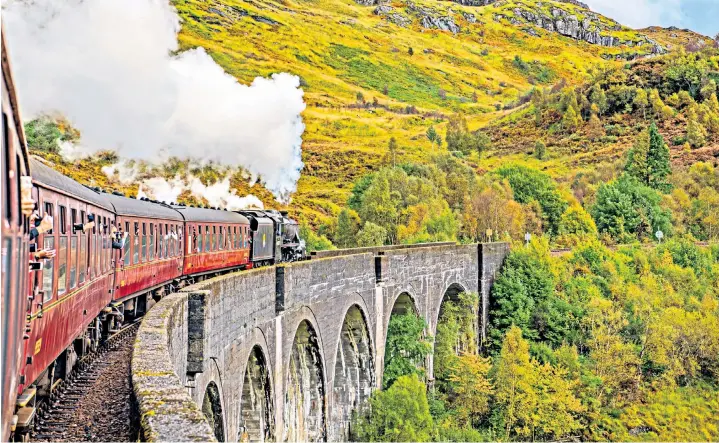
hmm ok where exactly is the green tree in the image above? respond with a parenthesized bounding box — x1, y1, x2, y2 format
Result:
(634, 88, 649, 119)
(646, 122, 672, 191)
(383, 313, 432, 389)
(348, 174, 375, 211)
(493, 327, 583, 441)
(426, 125, 439, 144)
(626, 123, 671, 192)
(335, 208, 360, 248)
(562, 105, 580, 133)
(493, 326, 537, 439)
(299, 225, 334, 252)
(497, 165, 568, 236)
(352, 375, 435, 442)
(625, 127, 650, 183)
(489, 243, 579, 350)
(686, 107, 707, 148)
(358, 175, 397, 239)
(356, 221, 387, 247)
(558, 204, 597, 237)
(591, 174, 672, 241)
(534, 140, 546, 160)
(589, 84, 608, 115)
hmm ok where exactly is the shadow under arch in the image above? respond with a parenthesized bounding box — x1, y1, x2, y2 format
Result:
(202, 381, 225, 442)
(433, 282, 479, 393)
(238, 345, 274, 442)
(391, 291, 419, 316)
(432, 282, 470, 331)
(381, 291, 426, 389)
(285, 319, 326, 442)
(330, 304, 375, 441)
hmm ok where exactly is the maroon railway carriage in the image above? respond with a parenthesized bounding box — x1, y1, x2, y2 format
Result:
(20, 159, 116, 411)
(174, 205, 251, 277)
(102, 193, 184, 310)
(1, 27, 32, 441)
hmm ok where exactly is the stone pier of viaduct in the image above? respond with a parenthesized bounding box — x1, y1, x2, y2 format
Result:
(132, 242, 509, 442)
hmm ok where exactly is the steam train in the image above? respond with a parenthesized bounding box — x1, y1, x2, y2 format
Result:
(1, 30, 305, 441)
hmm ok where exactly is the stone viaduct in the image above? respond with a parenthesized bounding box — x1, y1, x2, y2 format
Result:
(132, 242, 509, 442)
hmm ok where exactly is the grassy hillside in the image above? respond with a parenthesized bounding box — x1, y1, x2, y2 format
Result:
(28, 0, 713, 228)
(170, 0, 709, 224)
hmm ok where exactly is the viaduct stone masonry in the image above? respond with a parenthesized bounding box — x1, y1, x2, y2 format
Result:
(132, 242, 509, 442)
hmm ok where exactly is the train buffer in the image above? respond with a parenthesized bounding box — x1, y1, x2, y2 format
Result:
(16, 387, 36, 408)
(15, 406, 36, 431)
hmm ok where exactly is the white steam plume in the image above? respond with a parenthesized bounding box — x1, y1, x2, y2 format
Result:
(137, 176, 264, 210)
(3, 0, 306, 201)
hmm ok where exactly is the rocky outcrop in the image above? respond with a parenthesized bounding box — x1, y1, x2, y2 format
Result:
(407, 2, 460, 34)
(452, 0, 589, 8)
(373, 4, 413, 27)
(496, 5, 666, 53)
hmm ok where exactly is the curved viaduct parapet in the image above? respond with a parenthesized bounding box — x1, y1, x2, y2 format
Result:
(132, 242, 509, 442)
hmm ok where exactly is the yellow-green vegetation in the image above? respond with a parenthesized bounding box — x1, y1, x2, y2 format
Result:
(356, 239, 719, 441)
(169, 0, 709, 224)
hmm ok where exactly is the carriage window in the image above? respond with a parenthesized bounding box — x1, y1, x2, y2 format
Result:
(15, 155, 22, 227)
(177, 224, 182, 255)
(141, 223, 147, 262)
(58, 236, 68, 295)
(212, 226, 217, 251)
(187, 226, 193, 253)
(149, 223, 155, 260)
(124, 222, 131, 266)
(60, 206, 67, 234)
(71, 208, 77, 232)
(164, 223, 170, 257)
(69, 236, 77, 288)
(96, 234, 101, 276)
(133, 222, 140, 264)
(2, 113, 10, 223)
(196, 225, 202, 252)
(202, 226, 208, 252)
(2, 239, 11, 306)
(219, 226, 224, 250)
(78, 232, 86, 284)
(44, 203, 54, 234)
(159, 224, 164, 258)
(42, 237, 55, 301)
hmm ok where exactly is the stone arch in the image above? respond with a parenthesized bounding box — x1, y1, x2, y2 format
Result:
(390, 291, 419, 316)
(284, 319, 326, 442)
(432, 282, 470, 334)
(432, 282, 478, 389)
(238, 345, 274, 442)
(330, 304, 375, 441)
(202, 381, 225, 442)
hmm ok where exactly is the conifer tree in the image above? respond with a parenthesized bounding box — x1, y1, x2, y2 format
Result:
(534, 140, 546, 160)
(625, 128, 650, 183)
(646, 122, 671, 192)
(426, 125, 438, 144)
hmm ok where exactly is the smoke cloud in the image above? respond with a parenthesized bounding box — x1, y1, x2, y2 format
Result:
(136, 176, 265, 210)
(3, 0, 306, 201)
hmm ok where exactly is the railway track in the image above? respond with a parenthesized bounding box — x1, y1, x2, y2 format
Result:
(29, 321, 140, 442)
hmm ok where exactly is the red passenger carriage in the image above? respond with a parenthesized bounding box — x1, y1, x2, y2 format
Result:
(21, 159, 117, 404)
(102, 194, 184, 310)
(1, 27, 32, 441)
(174, 206, 251, 277)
